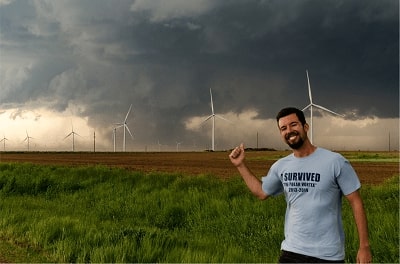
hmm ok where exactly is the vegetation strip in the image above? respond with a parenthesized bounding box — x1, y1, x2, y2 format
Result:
(0, 163, 398, 262)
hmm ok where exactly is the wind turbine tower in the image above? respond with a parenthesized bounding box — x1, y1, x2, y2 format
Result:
(302, 70, 344, 144)
(202, 88, 231, 151)
(116, 104, 134, 152)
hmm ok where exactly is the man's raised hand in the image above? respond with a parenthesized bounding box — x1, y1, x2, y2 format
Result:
(229, 143, 245, 167)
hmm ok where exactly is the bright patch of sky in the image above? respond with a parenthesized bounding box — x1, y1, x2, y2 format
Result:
(0, 108, 397, 151)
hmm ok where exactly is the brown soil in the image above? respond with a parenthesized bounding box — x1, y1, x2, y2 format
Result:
(0, 151, 398, 185)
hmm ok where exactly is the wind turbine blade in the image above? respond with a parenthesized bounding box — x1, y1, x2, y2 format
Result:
(306, 70, 313, 104)
(124, 104, 133, 122)
(64, 132, 73, 139)
(313, 104, 344, 117)
(209, 88, 215, 114)
(302, 103, 312, 111)
(125, 125, 134, 139)
(202, 114, 214, 123)
(215, 114, 233, 124)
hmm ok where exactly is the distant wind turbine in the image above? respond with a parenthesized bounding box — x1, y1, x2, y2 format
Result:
(112, 125, 123, 152)
(64, 125, 80, 152)
(202, 88, 232, 151)
(176, 141, 182, 152)
(0, 135, 9, 151)
(302, 70, 344, 144)
(115, 104, 134, 152)
(157, 140, 163, 152)
(23, 131, 34, 151)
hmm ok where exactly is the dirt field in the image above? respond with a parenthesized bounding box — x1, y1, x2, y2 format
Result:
(0, 151, 398, 185)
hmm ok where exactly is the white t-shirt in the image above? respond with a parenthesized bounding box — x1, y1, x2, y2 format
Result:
(262, 147, 361, 260)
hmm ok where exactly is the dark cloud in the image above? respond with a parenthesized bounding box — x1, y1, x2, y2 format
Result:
(0, 0, 398, 149)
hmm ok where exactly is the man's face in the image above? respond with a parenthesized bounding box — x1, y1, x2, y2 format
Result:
(278, 113, 309, 149)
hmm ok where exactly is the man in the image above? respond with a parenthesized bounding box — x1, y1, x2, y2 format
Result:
(229, 107, 372, 263)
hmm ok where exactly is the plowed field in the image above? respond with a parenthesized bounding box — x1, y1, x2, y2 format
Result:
(0, 151, 398, 185)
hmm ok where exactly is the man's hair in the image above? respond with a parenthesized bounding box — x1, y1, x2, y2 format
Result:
(276, 107, 307, 126)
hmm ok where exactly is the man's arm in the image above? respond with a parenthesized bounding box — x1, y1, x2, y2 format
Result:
(229, 143, 268, 200)
(345, 190, 372, 263)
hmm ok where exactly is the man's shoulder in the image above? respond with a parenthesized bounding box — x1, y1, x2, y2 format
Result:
(278, 152, 294, 161)
(316, 147, 344, 159)
(273, 153, 294, 166)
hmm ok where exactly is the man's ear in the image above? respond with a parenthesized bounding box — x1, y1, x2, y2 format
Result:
(304, 123, 309, 132)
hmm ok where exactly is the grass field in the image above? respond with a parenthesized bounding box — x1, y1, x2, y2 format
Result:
(0, 151, 398, 262)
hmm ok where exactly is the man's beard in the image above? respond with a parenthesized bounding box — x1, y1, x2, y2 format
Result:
(286, 132, 305, 150)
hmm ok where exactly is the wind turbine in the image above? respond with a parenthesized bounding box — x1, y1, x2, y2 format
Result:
(0, 135, 8, 151)
(112, 125, 123, 152)
(202, 88, 232, 151)
(157, 140, 163, 152)
(23, 131, 34, 151)
(116, 104, 134, 152)
(64, 125, 80, 152)
(176, 141, 182, 152)
(302, 70, 344, 144)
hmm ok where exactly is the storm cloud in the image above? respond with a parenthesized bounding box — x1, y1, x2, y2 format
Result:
(0, 0, 398, 151)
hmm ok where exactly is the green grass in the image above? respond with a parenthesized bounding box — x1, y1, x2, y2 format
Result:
(342, 176, 399, 263)
(0, 163, 398, 262)
(340, 151, 399, 162)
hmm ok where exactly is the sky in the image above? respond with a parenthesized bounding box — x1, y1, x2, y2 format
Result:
(0, 0, 398, 152)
